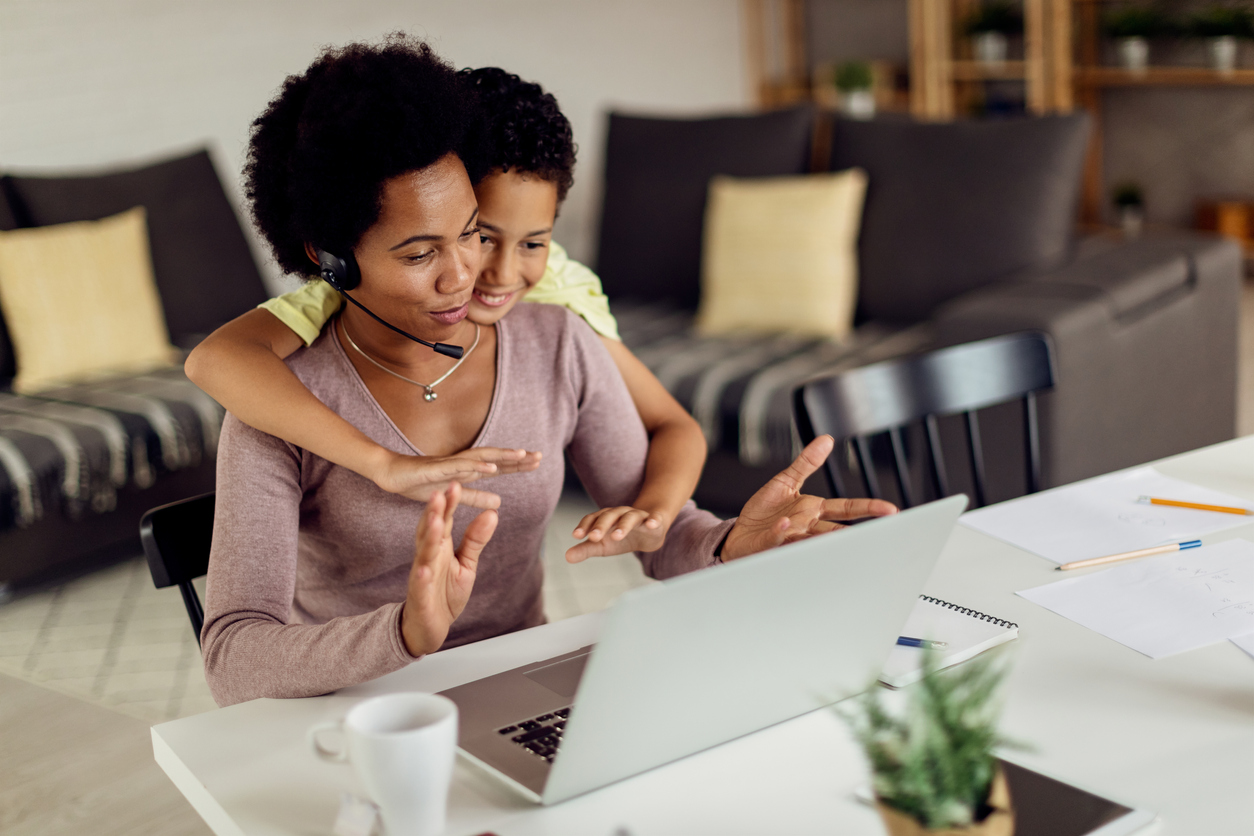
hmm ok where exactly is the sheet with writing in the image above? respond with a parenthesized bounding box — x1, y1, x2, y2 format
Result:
(1016, 539, 1254, 658)
(960, 466, 1253, 564)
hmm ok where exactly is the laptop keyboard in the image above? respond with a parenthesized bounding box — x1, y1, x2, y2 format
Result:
(496, 707, 571, 763)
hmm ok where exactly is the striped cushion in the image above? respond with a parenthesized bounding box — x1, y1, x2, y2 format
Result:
(0, 367, 221, 531)
(614, 302, 933, 467)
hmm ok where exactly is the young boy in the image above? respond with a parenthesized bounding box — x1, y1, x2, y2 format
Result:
(185, 67, 705, 561)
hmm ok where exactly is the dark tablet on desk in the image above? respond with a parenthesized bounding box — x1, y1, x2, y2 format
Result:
(999, 759, 1155, 836)
(858, 758, 1156, 836)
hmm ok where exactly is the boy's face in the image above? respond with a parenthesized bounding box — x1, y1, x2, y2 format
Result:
(468, 169, 559, 326)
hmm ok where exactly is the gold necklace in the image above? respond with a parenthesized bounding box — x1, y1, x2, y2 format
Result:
(340, 319, 481, 403)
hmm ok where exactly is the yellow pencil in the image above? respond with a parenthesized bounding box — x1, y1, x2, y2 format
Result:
(1138, 496, 1253, 516)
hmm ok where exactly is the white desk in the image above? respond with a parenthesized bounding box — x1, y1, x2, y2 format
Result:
(153, 437, 1254, 835)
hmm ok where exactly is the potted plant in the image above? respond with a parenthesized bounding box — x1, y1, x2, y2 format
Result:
(1112, 182, 1146, 238)
(843, 651, 1017, 836)
(965, 1, 1023, 67)
(1103, 4, 1167, 73)
(835, 61, 876, 120)
(1186, 4, 1253, 73)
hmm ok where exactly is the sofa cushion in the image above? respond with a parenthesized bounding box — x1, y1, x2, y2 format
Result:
(597, 107, 815, 310)
(0, 179, 19, 384)
(613, 301, 931, 469)
(696, 169, 867, 340)
(3, 148, 268, 349)
(0, 367, 223, 533)
(829, 114, 1089, 324)
(0, 207, 177, 393)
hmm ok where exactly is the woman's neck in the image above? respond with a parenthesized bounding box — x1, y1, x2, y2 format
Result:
(336, 306, 478, 379)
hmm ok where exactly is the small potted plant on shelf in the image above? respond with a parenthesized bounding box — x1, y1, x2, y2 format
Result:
(835, 61, 876, 120)
(1186, 4, 1253, 74)
(843, 651, 1018, 836)
(1113, 182, 1146, 238)
(1103, 4, 1167, 73)
(965, 1, 1023, 68)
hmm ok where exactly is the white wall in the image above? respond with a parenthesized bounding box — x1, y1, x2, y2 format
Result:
(0, 0, 749, 293)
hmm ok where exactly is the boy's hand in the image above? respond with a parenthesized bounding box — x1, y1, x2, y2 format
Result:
(373, 448, 542, 509)
(401, 483, 498, 657)
(565, 506, 667, 563)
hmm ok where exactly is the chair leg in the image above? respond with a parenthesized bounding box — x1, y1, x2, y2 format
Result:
(854, 436, 883, 499)
(965, 411, 987, 508)
(924, 414, 951, 498)
(1024, 392, 1042, 494)
(888, 427, 916, 508)
(179, 582, 204, 648)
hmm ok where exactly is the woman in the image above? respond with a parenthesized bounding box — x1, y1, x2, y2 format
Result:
(185, 65, 707, 559)
(202, 36, 893, 707)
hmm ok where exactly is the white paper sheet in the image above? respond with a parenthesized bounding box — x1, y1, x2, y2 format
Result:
(1016, 539, 1254, 659)
(960, 466, 1253, 564)
(1232, 633, 1254, 660)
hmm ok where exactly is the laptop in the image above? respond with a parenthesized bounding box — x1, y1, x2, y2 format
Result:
(438, 494, 967, 805)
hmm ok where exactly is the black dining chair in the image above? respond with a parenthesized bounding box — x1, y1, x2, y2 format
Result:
(793, 333, 1055, 509)
(140, 492, 215, 646)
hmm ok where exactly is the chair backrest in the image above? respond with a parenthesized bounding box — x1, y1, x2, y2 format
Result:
(794, 333, 1055, 509)
(140, 492, 215, 645)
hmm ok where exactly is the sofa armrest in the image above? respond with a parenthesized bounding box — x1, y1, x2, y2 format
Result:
(929, 232, 1242, 488)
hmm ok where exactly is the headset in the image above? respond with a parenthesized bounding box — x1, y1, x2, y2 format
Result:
(316, 248, 464, 359)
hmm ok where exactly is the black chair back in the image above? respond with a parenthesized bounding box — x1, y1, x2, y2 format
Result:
(794, 333, 1055, 509)
(140, 492, 215, 645)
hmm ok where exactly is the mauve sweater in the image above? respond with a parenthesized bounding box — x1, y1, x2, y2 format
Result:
(202, 303, 733, 707)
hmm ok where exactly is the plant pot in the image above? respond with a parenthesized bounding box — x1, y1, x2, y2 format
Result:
(875, 769, 1014, 836)
(1118, 36, 1149, 73)
(973, 32, 1009, 67)
(1210, 36, 1238, 74)
(840, 89, 876, 120)
(1119, 205, 1144, 238)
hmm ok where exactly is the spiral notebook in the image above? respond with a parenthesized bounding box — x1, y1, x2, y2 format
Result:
(879, 595, 1019, 688)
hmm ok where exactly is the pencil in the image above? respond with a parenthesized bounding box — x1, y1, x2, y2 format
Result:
(1057, 539, 1202, 571)
(1138, 496, 1252, 516)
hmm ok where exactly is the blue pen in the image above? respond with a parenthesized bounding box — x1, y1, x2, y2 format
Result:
(897, 636, 947, 649)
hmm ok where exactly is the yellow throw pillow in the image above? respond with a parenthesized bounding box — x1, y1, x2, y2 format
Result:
(0, 206, 177, 393)
(695, 168, 867, 340)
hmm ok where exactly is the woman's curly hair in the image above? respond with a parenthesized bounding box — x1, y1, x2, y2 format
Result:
(245, 35, 472, 277)
(460, 67, 576, 202)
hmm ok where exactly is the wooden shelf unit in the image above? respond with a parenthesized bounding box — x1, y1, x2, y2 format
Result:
(908, 0, 1073, 120)
(1075, 66, 1254, 86)
(1072, 1, 1254, 222)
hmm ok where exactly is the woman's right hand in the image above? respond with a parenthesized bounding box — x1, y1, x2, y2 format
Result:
(372, 447, 542, 509)
(401, 483, 499, 657)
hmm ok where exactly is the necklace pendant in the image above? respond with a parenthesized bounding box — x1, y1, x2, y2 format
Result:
(423, 387, 438, 403)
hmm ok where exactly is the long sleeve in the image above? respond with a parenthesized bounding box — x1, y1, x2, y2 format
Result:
(560, 313, 733, 580)
(200, 414, 416, 707)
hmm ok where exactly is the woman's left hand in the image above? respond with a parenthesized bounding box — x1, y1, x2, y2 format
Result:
(720, 435, 898, 562)
(565, 506, 667, 563)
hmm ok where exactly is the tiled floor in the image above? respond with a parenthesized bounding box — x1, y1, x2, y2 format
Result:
(0, 490, 649, 723)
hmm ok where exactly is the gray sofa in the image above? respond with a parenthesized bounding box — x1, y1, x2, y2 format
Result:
(0, 149, 267, 591)
(596, 109, 1241, 514)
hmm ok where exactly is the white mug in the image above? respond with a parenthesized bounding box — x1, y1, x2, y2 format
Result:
(309, 693, 458, 836)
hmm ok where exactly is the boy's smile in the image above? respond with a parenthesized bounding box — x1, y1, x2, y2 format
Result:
(468, 169, 560, 326)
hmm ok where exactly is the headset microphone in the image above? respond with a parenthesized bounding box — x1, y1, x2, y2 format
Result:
(316, 248, 464, 360)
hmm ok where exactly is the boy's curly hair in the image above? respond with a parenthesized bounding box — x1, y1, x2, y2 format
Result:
(460, 67, 577, 202)
(244, 35, 471, 277)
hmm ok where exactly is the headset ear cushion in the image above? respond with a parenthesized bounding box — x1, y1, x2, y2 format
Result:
(316, 248, 361, 291)
(343, 252, 362, 291)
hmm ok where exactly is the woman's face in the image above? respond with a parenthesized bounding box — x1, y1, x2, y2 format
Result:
(468, 169, 560, 326)
(351, 153, 482, 340)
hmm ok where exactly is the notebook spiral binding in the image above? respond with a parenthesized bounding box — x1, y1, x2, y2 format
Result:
(919, 595, 1019, 630)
